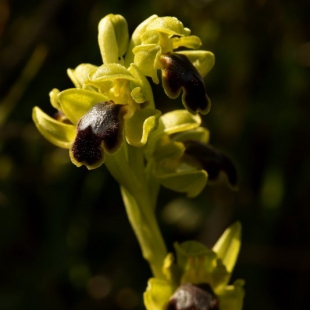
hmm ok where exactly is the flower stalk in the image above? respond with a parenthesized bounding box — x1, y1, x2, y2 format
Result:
(105, 143, 167, 279)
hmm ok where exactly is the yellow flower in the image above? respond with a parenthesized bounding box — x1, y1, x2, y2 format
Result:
(130, 15, 215, 114)
(145, 110, 237, 198)
(144, 222, 245, 310)
(32, 63, 161, 170)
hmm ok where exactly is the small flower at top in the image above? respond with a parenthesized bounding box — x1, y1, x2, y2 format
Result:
(144, 222, 245, 310)
(32, 63, 161, 170)
(130, 15, 215, 115)
(98, 14, 129, 65)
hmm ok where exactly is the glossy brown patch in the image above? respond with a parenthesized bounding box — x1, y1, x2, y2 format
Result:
(167, 283, 219, 310)
(184, 141, 237, 187)
(160, 52, 210, 115)
(72, 101, 123, 166)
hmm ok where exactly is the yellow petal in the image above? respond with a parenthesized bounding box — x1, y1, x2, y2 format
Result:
(162, 253, 181, 285)
(212, 222, 242, 274)
(125, 108, 161, 147)
(89, 63, 136, 83)
(217, 279, 245, 310)
(174, 241, 217, 284)
(133, 44, 161, 84)
(128, 64, 155, 108)
(32, 106, 75, 149)
(146, 16, 191, 37)
(143, 278, 174, 310)
(172, 35, 202, 50)
(67, 63, 97, 88)
(177, 50, 215, 77)
(58, 89, 108, 124)
(49, 88, 61, 110)
(173, 127, 210, 144)
(160, 110, 201, 134)
(131, 15, 158, 46)
(155, 170, 208, 198)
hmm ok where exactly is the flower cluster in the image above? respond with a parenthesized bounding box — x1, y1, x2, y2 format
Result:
(32, 13, 244, 310)
(33, 61, 160, 169)
(32, 14, 216, 170)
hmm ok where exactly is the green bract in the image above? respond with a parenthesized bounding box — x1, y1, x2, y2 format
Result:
(144, 222, 245, 310)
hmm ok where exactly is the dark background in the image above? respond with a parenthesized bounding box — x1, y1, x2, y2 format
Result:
(1, 0, 310, 309)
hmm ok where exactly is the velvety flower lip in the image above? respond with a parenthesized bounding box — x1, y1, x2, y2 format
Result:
(183, 140, 238, 188)
(70, 101, 124, 169)
(167, 283, 219, 310)
(159, 52, 211, 115)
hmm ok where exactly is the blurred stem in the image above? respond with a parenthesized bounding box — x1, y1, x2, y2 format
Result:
(105, 143, 167, 279)
(0, 45, 48, 125)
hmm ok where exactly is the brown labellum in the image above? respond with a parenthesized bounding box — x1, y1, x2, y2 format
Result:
(167, 283, 219, 310)
(71, 101, 123, 166)
(183, 141, 237, 187)
(159, 52, 211, 115)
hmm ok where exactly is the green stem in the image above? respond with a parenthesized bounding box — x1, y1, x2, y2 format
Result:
(120, 186, 167, 279)
(105, 143, 167, 279)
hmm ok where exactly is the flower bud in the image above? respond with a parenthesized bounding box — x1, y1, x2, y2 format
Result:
(98, 14, 129, 64)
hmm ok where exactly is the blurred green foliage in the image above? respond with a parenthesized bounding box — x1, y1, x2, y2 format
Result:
(0, 0, 310, 309)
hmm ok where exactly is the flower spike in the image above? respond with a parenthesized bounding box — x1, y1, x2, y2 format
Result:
(32, 14, 245, 310)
